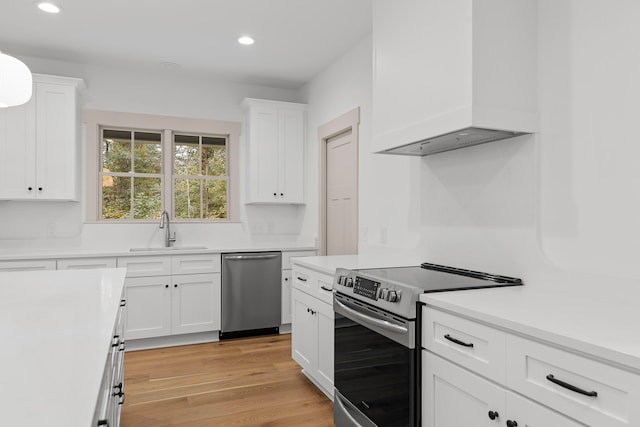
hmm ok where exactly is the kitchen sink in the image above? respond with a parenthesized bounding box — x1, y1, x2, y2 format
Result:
(129, 246, 207, 252)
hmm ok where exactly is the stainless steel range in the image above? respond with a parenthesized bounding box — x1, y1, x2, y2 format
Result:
(332, 263, 523, 427)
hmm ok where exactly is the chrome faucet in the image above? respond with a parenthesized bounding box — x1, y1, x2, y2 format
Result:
(159, 210, 176, 247)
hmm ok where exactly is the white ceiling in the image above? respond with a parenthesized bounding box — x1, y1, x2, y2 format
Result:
(0, 0, 372, 89)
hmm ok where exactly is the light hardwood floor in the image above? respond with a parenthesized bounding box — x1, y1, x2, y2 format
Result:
(121, 334, 334, 427)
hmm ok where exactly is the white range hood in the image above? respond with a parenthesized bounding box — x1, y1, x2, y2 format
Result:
(372, 0, 539, 156)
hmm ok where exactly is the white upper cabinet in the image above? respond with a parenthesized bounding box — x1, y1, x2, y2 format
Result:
(242, 98, 306, 204)
(0, 74, 83, 200)
(372, 0, 539, 155)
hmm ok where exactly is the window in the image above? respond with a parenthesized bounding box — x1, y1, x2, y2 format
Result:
(101, 129, 163, 220)
(173, 134, 228, 219)
(85, 110, 241, 223)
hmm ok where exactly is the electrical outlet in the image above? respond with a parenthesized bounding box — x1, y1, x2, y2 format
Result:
(46, 224, 56, 237)
(360, 227, 369, 243)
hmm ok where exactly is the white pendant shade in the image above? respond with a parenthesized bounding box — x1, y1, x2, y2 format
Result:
(0, 52, 33, 108)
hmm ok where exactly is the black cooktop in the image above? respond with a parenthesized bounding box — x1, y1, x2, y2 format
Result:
(353, 262, 523, 294)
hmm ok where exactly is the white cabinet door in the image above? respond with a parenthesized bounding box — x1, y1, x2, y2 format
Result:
(247, 104, 279, 203)
(422, 351, 504, 427)
(423, 351, 583, 427)
(282, 270, 292, 324)
(292, 288, 316, 372)
(278, 108, 305, 203)
(171, 273, 221, 335)
(315, 298, 334, 396)
(35, 81, 78, 200)
(0, 99, 35, 199)
(124, 276, 172, 340)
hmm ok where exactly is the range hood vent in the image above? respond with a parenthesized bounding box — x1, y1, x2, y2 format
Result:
(380, 127, 529, 157)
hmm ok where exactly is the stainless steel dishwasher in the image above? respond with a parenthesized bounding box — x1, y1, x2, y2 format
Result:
(220, 252, 282, 339)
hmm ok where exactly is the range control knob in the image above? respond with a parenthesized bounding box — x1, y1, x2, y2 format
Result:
(380, 288, 389, 300)
(345, 277, 354, 288)
(388, 290, 399, 302)
(338, 276, 345, 286)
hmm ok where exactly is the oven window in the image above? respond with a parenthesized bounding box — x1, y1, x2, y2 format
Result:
(335, 313, 416, 427)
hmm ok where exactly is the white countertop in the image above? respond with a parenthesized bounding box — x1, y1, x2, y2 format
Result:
(0, 242, 317, 261)
(290, 253, 426, 275)
(0, 268, 127, 427)
(421, 280, 640, 372)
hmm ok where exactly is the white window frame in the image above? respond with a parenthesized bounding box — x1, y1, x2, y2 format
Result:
(84, 109, 241, 223)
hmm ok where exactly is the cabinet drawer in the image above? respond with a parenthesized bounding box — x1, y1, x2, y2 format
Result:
(172, 254, 221, 275)
(292, 264, 334, 303)
(282, 250, 316, 269)
(292, 266, 318, 294)
(422, 307, 506, 383)
(57, 257, 116, 270)
(506, 334, 640, 427)
(117, 256, 171, 277)
(0, 259, 56, 271)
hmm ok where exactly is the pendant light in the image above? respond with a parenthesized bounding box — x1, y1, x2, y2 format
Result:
(0, 51, 33, 108)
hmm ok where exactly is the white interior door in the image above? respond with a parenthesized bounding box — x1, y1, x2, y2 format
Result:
(325, 130, 358, 255)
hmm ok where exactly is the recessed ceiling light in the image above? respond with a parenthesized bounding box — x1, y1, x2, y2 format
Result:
(238, 36, 255, 46)
(36, 2, 61, 13)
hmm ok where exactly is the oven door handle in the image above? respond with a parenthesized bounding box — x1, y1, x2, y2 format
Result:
(335, 392, 365, 427)
(335, 299, 408, 334)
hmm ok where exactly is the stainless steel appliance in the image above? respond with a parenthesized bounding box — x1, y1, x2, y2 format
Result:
(220, 252, 282, 339)
(333, 263, 523, 427)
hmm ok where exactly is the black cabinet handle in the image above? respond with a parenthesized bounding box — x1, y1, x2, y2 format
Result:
(97, 420, 109, 426)
(320, 285, 333, 292)
(273, 192, 277, 196)
(174, 284, 178, 288)
(118, 392, 126, 405)
(546, 374, 598, 397)
(38, 187, 43, 191)
(113, 382, 124, 398)
(120, 299, 126, 307)
(444, 334, 474, 348)
(280, 193, 284, 196)
(165, 284, 169, 288)
(297, 276, 307, 282)
(28, 187, 33, 191)
(506, 421, 518, 427)
(488, 410, 499, 420)
(285, 277, 289, 281)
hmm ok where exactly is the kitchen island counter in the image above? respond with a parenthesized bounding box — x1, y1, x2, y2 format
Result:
(0, 268, 127, 427)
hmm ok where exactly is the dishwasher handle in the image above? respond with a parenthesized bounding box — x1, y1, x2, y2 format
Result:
(224, 254, 280, 261)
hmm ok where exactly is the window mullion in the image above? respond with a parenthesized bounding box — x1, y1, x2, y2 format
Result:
(164, 129, 173, 218)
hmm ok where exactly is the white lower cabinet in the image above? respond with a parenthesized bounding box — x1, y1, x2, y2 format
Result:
(281, 250, 317, 325)
(119, 254, 221, 342)
(282, 270, 292, 324)
(422, 306, 640, 427)
(291, 286, 334, 398)
(93, 293, 126, 427)
(422, 351, 582, 427)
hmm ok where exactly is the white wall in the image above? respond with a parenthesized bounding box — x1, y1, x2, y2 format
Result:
(0, 55, 312, 248)
(301, 34, 420, 255)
